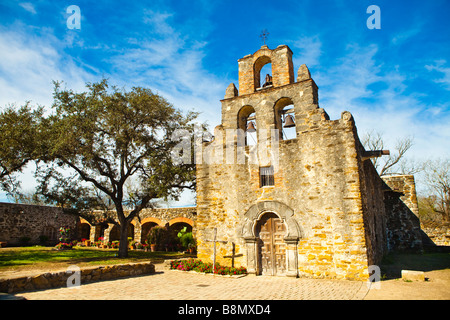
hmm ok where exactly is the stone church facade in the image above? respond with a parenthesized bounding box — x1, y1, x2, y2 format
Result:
(195, 44, 422, 280)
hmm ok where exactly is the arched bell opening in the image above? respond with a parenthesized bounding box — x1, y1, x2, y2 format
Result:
(237, 105, 257, 146)
(274, 97, 296, 140)
(254, 55, 272, 90)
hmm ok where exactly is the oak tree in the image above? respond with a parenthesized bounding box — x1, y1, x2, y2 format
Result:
(0, 104, 43, 198)
(39, 79, 198, 257)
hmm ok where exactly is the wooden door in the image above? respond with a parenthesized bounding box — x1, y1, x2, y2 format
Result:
(256, 213, 286, 276)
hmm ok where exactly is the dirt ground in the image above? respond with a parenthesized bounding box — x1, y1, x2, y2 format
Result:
(364, 268, 450, 300)
(364, 252, 450, 300)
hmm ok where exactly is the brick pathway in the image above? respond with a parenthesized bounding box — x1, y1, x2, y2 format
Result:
(17, 264, 369, 300)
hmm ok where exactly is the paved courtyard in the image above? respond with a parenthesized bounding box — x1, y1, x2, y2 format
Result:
(17, 264, 369, 300)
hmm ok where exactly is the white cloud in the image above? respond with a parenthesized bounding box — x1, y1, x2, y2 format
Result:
(19, 2, 36, 14)
(109, 10, 225, 127)
(0, 25, 98, 200)
(292, 35, 322, 68)
(391, 26, 422, 45)
(425, 59, 450, 90)
(313, 43, 449, 171)
(0, 25, 96, 109)
(143, 9, 175, 35)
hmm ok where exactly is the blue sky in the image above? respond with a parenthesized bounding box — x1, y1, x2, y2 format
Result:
(1, 0, 449, 204)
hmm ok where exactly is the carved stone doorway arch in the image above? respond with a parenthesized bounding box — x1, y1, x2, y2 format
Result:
(242, 201, 300, 277)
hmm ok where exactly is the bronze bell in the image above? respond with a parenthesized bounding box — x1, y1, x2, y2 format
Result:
(246, 121, 256, 132)
(283, 114, 295, 128)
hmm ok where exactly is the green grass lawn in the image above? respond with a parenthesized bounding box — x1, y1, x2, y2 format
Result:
(0, 246, 192, 273)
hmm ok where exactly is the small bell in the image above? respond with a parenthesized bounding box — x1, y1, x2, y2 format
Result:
(246, 121, 256, 132)
(283, 114, 295, 128)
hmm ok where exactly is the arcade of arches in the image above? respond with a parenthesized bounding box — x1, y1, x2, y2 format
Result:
(79, 207, 196, 244)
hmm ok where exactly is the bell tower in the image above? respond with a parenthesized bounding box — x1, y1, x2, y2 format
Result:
(196, 44, 386, 281)
(236, 44, 295, 95)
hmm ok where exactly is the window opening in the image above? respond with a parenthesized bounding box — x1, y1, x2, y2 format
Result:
(260, 166, 275, 187)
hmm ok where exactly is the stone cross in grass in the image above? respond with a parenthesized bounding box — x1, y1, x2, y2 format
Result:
(205, 228, 227, 272)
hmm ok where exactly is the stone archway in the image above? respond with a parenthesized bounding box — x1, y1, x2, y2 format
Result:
(242, 201, 300, 277)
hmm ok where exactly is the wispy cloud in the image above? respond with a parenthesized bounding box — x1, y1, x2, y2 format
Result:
(0, 24, 96, 108)
(18, 2, 36, 14)
(391, 26, 422, 45)
(291, 35, 322, 68)
(108, 9, 225, 125)
(143, 9, 175, 35)
(312, 42, 449, 165)
(425, 59, 450, 90)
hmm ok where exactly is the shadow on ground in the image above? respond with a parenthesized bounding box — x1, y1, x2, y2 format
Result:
(380, 251, 450, 279)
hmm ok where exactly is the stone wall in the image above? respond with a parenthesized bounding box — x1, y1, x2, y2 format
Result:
(421, 225, 450, 246)
(0, 203, 78, 246)
(382, 175, 423, 252)
(237, 45, 294, 95)
(139, 207, 197, 227)
(196, 44, 384, 281)
(358, 154, 388, 266)
(0, 202, 196, 246)
(0, 262, 155, 294)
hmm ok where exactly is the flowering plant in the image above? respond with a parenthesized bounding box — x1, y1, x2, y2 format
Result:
(170, 259, 247, 276)
(111, 241, 120, 249)
(135, 242, 144, 249)
(56, 225, 73, 249)
(55, 242, 73, 250)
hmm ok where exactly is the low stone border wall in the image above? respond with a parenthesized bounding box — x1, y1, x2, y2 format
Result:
(0, 261, 155, 294)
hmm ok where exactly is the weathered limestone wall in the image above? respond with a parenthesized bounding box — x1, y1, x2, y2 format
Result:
(139, 207, 197, 227)
(0, 202, 196, 246)
(421, 225, 450, 246)
(382, 175, 423, 252)
(0, 262, 155, 294)
(237, 45, 294, 95)
(196, 110, 373, 280)
(0, 203, 78, 246)
(358, 152, 388, 266)
(196, 43, 378, 280)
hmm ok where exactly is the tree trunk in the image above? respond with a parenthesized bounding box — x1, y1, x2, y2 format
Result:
(118, 221, 129, 258)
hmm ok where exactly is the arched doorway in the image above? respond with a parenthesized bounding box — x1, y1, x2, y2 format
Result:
(141, 222, 158, 242)
(79, 223, 91, 240)
(242, 201, 300, 277)
(255, 212, 287, 276)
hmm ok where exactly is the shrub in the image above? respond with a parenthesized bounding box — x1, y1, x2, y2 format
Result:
(39, 235, 49, 246)
(147, 226, 166, 246)
(179, 232, 195, 249)
(19, 236, 31, 246)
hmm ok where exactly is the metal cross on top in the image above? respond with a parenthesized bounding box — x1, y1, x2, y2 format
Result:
(205, 228, 227, 273)
(260, 29, 269, 45)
